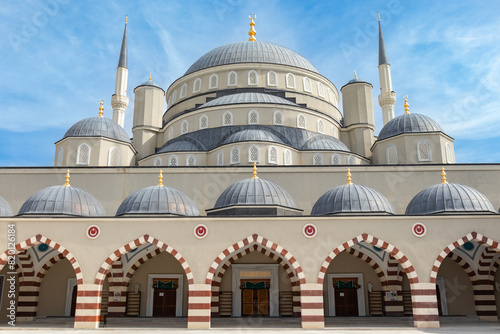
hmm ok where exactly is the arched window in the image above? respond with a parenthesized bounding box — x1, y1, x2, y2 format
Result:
(181, 120, 188, 134)
(267, 71, 277, 86)
(108, 147, 120, 166)
(446, 142, 453, 163)
(180, 83, 187, 99)
(168, 127, 174, 140)
(284, 149, 292, 165)
(297, 114, 306, 129)
(228, 71, 237, 86)
(209, 74, 218, 89)
(193, 78, 201, 93)
(249, 145, 259, 163)
(199, 114, 208, 129)
(168, 155, 178, 166)
(222, 111, 233, 126)
(186, 154, 196, 166)
(328, 87, 335, 104)
(217, 150, 224, 166)
(154, 157, 162, 166)
(167, 95, 172, 108)
(417, 140, 431, 161)
(313, 153, 323, 165)
(303, 77, 312, 92)
(273, 110, 284, 125)
(317, 119, 325, 133)
(248, 70, 258, 85)
(286, 73, 295, 89)
(248, 110, 259, 124)
(230, 146, 240, 164)
(331, 126, 337, 137)
(77, 143, 90, 165)
(171, 90, 177, 104)
(347, 156, 355, 165)
(317, 82, 325, 97)
(331, 154, 341, 165)
(268, 146, 278, 164)
(56, 147, 63, 166)
(386, 145, 398, 164)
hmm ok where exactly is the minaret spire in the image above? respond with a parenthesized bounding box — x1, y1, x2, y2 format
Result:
(112, 16, 130, 128)
(377, 13, 396, 126)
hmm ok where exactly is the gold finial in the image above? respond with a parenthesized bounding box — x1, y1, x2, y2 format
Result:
(441, 167, 447, 184)
(403, 96, 409, 114)
(252, 162, 258, 179)
(347, 168, 352, 185)
(98, 99, 104, 117)
(149, 73, 152, 82)
(248, 14, 256, 41)
(64, 170, 71, 186)
(378, 12, 380, 21)
(354, 71, 357, 79)
(158, 170, 163, 186)
(125, 16, 128, 24)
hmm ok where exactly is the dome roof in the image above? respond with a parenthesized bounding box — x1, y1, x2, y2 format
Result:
(158, 140, 205, 153)
(64, 117, 131, 143)
(222, 129, 284, 145)
(116, 185, 199, 216)
(406, 182, 496, 215)
(135, 79, 163, 91)
(185, 41, 319, 75)
(300, 136, 350, 151)
(213, 177, 298, 209)
(377, 113, 443, 141)
(18, 185, 105, 216)
(200, 92, 297, 109)
(312, 183, 395, 215)
(0, 195, 13, 217)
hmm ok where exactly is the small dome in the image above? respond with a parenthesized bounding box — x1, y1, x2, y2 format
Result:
(158, 140, 204, 153)
(0, 195, 13, 217)
(18, 185, 105, 216)
(406, 183, 496, 215)
(312, 184, 395, 215)
(185, 41, 318, 75)
(222, 129, 285, 145)
(300, 136, 350, 151)
(116, 185, 199, 216)
(200, 92, 297, 109)
(64, 117, 131, 143)
(377, 113, 443, 141)
(135, 79, 164, 91)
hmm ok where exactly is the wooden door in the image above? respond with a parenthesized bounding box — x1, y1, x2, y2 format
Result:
(153, 289, 176, 316)
(335, 288, 358, 316)
(241, 289, 269, 316)
(70, 285, 77, 316)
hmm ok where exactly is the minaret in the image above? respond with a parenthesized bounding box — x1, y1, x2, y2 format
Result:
(111, 17, 129, 128)
(377, 14, 396, 126)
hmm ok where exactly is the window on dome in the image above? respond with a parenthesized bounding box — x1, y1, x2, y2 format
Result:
(386, 145, 398, 164)
(347, 156, 355, 165)
(248, 70, 258, 85)
(417, 140, 431, 161)
(284, 149, 292, 165)
(331, 154, 341, 165)
(228, 71, 237, 86)
(231, 146, 240, 164)
(248, 110, 259, 124)
(317, 119, 325, 133)
(286, 73, 295, 89)
(199, 115, 208, 129)
(187, 155, 196, 166)
(268, 147, 278, 164)
(331, 126, 337, 137)
(77, 143, 90, 165)
(193, 78, 201, 93)
(169, 155, 178, 166)
(168, 127, 174, 140)
(317, 82, 325, 98)
(303, 77, 312, 92)
(154, 157, 162, 166)
(167, 96, 172, 108)
(446, 142, 453, 163)
(56, 147, 64, 166)
(223, 111, 233, 126)
(217, 150, 224, 166)
(181, 120, 188, 134)
(171, 90, 177, 104)
(108, 147, 120, 166)
(297, 114, 306, 129)
(328, 87, 335, 104)
(267, 71, 277, 86)
(209, 74, 218, 89)
(274, 110, 284, 125)
(313, 153, 323, 165)
(249, 145, 259, 163)
(180, 83, 187, 99)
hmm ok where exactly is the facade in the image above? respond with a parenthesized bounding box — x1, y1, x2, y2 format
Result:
(0, 15, 499, 330)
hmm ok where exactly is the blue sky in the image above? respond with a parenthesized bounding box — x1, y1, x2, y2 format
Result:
(1, 0, 499, 166)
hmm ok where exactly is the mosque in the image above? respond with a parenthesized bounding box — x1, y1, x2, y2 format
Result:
(0, 14, 499, 330)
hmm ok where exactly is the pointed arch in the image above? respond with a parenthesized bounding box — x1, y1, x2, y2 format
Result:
(313, 153, 323, 165)
(199, 114, 208, 129)
(108, 147, 120, 166)
(248, 70, 258, 85)
(186, 154, 196, 166)
(267, 71, 277, 86)
(248, 145, 259, 163)
(193, 78, 202, 93)
(180, 83, 188, 99)
(248, 109, 259, 124)
(286, 73, 296, 89)
(168, 155, 178, 166)
(222, 111, 233, 126)
(386, 144, 398, 164)
(227, 71, 237, 87)
(209, 74, 218, 89)
(56, 147, 64, 166)
(230, 146, 240, 164)
(268, 146, 278, 164)
(76, 143, 90, 165)
(417, 139, 431, 161)
(273, 110, 284, 125)
(181, 120, 189, 134)
(317, 82, 325, 97)
(284, 149, 292, 165)
(217, 150, 224, 166)
(154, 157, 162, 166)
(303, 77, 312, 92)
(317, 119, 325, 133)
(297, 114, 306, 129)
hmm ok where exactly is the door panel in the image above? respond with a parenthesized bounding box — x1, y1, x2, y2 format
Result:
(335, 288, 358, 316)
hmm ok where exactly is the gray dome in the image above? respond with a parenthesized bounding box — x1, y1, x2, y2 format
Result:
(213, 177, 297, 209)
(116, 185, 199, 216)
(406, 183, 496, 215)
(159, 140, 204, 153)
(64, 117, 131, 143)
(135, 79, 164, 91)
(377, 113, 443, 141)
(200, 92, 297, 109)
(185, 41, 318, 75)
(0, 195, 13, 217)
(300, 136, 350, 151)
(222, 129, 284, 145)
(312, 184, 395, 215)
(18, 185, 105, 216)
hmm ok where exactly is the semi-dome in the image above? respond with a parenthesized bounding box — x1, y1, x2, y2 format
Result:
(18, 185, 105, 216)
(406, 182, 496, 215)
(158, 140, 205, 153)
(116, 182, 199, 216)
(199, 92, 297, 109)
(0, 195, 13, 217)
(300, 135, 350, 151)
(222, 129, 284, 145)
(377, 113, 443, 141)
(64, 116, 131, 143)
(185, 41, 319, 75)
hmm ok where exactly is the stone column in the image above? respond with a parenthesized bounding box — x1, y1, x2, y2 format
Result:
(300, 283, 324, 329)
(187, 284, 211, 329)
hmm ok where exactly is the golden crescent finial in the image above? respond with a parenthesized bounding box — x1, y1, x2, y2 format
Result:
(378, 12, 380, 21)
(248, 14, 256, 41)
(347, 168, 352, 185)
(403, 95, 409, 114)
(252, 162, 258, 179)
(354, 71, 357, 79)
(125, 15, 128, 24)
(98, 99, 104, 117)
(158, 170, 163, 186)
(65, 170, 71, 187)
(149, 73, 152, 82)
(441, 167, 447, 184)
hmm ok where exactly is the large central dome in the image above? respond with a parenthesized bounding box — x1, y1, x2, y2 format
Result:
(184, 41, 319, 75)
